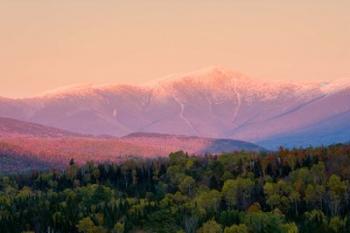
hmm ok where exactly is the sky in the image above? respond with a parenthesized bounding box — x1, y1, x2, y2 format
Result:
(0, 0, 349, 98)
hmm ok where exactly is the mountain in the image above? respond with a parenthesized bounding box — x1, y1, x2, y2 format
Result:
(0, 116, 83, 138)
(0, 118, 262, 173)
(122, 132, 264, 154)
(0, 67, 349, 149)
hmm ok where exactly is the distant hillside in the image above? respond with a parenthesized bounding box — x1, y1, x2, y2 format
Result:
(0, 142, 58, 174)
(0, 116, 82, 138)
(0, 118, 263, 173)
(123, 132, 264, 154)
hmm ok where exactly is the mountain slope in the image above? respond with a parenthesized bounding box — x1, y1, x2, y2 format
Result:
(0, 116, 83, 138)
(0, 118, 263, 172)
(258, 110, 350, 148)
(0, 67, 349, 148)
(122, 132, 264, 154)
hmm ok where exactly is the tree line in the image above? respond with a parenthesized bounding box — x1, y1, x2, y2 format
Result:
(1, 144, 350, 232)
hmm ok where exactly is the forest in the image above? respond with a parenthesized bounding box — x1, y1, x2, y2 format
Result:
(1, 144, 350, 233)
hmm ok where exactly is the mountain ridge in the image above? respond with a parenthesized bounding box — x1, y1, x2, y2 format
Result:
(0, 67, 349, 148)
(6, 66, 347, 99)
(0, 117, 264, 172)
(0, 116, 84, 138)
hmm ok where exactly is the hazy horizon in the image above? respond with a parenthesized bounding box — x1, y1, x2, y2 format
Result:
(1, 0, 350, 98)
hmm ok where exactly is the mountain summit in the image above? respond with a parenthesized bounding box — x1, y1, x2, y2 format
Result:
(1, 67, 349, 148)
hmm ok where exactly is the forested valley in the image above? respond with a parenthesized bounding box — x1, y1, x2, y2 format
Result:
(1, 144, 350, 233)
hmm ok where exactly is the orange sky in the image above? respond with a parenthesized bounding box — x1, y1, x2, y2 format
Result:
(1, 0, 349, 98)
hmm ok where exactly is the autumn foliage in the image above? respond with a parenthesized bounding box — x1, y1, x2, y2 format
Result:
(1, 144, 350, 232)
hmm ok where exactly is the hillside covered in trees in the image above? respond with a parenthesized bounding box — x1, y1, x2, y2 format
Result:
(1, 144, 350, 233)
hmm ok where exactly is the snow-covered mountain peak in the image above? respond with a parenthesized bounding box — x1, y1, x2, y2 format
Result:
(28, 66, 301, 100)
(21, 67, 350, 105)
(145, 66, 244, 87)
(1, 67, 350, 149)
